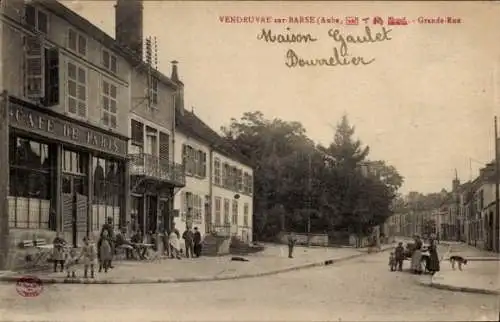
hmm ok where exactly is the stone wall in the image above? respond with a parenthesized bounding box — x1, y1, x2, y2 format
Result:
(277, 232, 329, 246)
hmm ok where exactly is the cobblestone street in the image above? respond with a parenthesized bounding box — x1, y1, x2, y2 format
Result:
(0, 245, 497, 321)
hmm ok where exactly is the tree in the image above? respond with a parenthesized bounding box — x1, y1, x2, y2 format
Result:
(320, 115, 398, 237)
(320, 115, 369, 170)
(222, 112, 316, 240)
(222, 112, 403, 242)
(366, 160, 404, 196)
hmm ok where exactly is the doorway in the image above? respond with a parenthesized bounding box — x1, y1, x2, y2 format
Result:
(160, 198, 171, 232)
(62, 149, 88, 247)
(146, 195, 158, 234)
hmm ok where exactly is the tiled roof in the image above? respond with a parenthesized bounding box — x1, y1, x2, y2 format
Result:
(176, 110, 253, 168)
(42, 1, 178, 90)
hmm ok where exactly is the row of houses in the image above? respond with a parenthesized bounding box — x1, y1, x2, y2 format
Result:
(385, 163, 498, 252)
(0, 0, 254, 269)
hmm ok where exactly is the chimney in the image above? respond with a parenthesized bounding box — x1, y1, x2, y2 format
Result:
(452, 178, 460, 192)
(171, 60, 179, 83)
(171, 61, 184, 116)
(115, 0, 143, 57)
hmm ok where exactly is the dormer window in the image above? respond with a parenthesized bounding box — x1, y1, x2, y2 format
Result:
(25, 4, 48, 34)
(102, 49, 117, 74)
(68, 28, 87, 56)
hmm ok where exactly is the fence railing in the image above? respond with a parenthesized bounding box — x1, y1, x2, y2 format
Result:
(129, 153, 185, 186)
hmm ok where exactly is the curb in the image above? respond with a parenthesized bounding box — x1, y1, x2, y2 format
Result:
(417, 244, 499, 296)
(0, 246, 394, 285)
(423, 281, 500, 296)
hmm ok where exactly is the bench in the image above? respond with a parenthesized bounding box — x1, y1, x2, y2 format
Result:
(20, 239, 54, 268)
(34, 239, 47, 247)
(21, 240, 34, 248)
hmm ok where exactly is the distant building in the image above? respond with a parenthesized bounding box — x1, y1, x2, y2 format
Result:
(173, 105, 254, 245)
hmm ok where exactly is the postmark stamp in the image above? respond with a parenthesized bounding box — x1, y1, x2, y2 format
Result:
(16, 276, 44, 298)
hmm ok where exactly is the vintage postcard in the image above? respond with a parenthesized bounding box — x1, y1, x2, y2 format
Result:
(0, 0, 499, 321)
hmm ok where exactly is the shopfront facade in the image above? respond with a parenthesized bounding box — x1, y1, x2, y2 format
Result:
(5, 96, 129, 267)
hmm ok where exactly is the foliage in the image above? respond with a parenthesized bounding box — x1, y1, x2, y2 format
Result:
(221, 112, 405, 241)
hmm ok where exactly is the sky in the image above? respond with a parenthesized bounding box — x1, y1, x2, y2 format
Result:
(62, 1, 500, 195)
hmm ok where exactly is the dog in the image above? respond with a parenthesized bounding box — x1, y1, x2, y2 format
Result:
(449, 255, 468, 271)
(231, 256, 249, 262)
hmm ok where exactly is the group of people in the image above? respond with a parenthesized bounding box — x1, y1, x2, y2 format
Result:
(52, 217, 117, 278)
(51, 218, 206, 279)
(389, 235, 440, 275)
(163, 224, 203, 259)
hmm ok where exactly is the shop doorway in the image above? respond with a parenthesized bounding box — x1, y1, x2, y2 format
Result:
(146, 195, 158, 234)
(159, 198, 171, 232)
(62, 149, 88, 248)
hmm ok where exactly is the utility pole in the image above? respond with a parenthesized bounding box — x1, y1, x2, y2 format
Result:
(495, 117, 500, 253)
(0, 91, 9, 270)
(306, 152, 312, 246)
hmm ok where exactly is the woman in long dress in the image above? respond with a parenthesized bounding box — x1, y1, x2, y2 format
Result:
(169, 230, 181, 259)
(427, 239, 440, 275)
(411, 236, 423, 274)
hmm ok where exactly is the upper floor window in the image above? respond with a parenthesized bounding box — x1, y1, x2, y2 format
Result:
(243, 172, 253, 195)
(67, 61, 87, 117)
(102, 80, 117, 128)
(237, 169, 243, 191)
(150, 77, 158, 106)
(222, 163, 230, 187)
(23, 36, 59, 106)
(68, 29, 87, 56)
(182, 144, 206, 178)
(102, 49, 117, 74)
(213, 158, 221, 186)
(24, 4, 48, 34)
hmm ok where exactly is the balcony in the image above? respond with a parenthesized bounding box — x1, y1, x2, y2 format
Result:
(129, 153, 185, 187)
(210, 224, 239, 237)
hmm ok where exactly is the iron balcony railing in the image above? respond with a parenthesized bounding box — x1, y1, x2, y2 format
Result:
(210, 223, 239, 237)
(129, 153, 186, 186)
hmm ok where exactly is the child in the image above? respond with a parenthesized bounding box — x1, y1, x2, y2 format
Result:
(80, 236, 97, 278)
(64, 248, 78, 278)
(395, 242, 405, 271)
(388, 252, 396, 271)
(52, 233, 66, 272)
(98, 230, 113, 273)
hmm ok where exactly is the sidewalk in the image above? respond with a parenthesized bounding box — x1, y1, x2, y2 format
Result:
(0, 243, 395, 285)
(420, 243, 500, 295)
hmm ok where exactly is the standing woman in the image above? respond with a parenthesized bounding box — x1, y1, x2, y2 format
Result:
(411, 235, 423, 274)
(169, 227, 181, 260)
(427, 238, 440, 275)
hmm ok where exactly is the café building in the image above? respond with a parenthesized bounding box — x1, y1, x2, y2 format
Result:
(6, 95, 129, 253)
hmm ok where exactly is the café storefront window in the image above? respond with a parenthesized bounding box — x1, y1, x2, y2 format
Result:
(8, 134, 54, 229)
(92, 156, 123, 232)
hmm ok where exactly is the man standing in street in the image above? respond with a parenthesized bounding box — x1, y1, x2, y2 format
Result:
(193, 227, 202, 257)
(182, 226, 194, 258)
(394, 242, 405, 271)
(288, 232, 297, 258)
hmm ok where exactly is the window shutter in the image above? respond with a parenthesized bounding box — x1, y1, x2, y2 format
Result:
(24, 36, 45, 100)
(180, 192, 186, 218)
(194, 150, 200, 176)
(202, 152, 207, 177)
(182, 144, 187, 168)
(44, 47, 59, 106)
(159, 132, 169, 165)
(131, 120, 144, 146)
